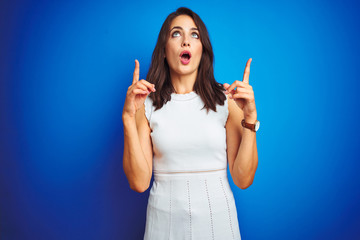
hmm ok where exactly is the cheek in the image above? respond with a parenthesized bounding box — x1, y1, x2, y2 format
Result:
(166, 43, 177, 57)
(165, 41, 173, 55)
(194, 45, 203, 60)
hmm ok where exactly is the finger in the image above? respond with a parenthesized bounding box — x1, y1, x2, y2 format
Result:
(233, 92, 254, 101)
(229, 88, 251, 99)
(133, 59, 140, 84)
(132, 88, 150, 95)
(242, 58, 252, 84)
(225, 80, 245, 95)
(233, 88, 252, 94)
(139, 79, 156, 92)
(230, 92, 253, 100)
(231, 81, 249, 89)
(223, 83, 230, 94)
(135, 81, 151, 92)
(223, 83, 230, 90)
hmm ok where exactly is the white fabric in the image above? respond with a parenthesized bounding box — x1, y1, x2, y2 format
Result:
(143, 90, 241, 240)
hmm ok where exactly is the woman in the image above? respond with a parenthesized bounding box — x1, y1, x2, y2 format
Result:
(122, 7, 259, 240)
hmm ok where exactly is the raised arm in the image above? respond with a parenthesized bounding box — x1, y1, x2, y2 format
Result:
(224, 58, 258, 189)
(122, 59, 156, 193)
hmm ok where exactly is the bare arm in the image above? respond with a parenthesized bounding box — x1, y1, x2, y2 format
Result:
(122, 59, 156, 193)
(122, 106, 153, 193)
(224, 58, 258, 189)
(226, 96, 258, 189)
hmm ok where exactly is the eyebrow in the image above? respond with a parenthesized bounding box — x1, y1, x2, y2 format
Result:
(170, 26, 199, 31)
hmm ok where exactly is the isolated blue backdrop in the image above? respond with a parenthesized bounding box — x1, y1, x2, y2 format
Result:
(1, 0, 359, 239)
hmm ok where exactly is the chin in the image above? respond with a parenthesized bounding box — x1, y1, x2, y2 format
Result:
(176, 68, 197, 76)
(179, 63, 200, 73)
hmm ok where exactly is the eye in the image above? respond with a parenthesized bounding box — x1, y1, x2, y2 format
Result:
(192, 32, 199, 39)
(171, 31, 180, 37)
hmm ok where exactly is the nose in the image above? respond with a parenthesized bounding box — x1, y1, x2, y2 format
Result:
(182, 36, 190, 47)
(182, 41, 190, 47)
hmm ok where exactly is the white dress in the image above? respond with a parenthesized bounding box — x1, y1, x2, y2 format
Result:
(143, 90, 241, 240)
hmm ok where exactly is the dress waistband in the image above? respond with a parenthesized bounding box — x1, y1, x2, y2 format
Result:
(153, 168, 227, 181)
(153, 168, 226, 174)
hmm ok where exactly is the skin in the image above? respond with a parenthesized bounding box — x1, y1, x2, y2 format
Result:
(165, 15, 203, 94)
(223, 59, 258, 189)
(122, 15, 258, 192)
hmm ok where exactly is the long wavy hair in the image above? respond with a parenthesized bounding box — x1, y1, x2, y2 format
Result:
(146, 7, 226, 113)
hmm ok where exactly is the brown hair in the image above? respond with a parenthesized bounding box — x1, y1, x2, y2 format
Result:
(146, 7, 226, 113)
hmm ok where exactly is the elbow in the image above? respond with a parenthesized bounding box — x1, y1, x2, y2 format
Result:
(238, 182, 252, 190)
(235, 176, 254, 190)
(130, 181, 150, 193)
(237, 182, 252, 190)
(236, 159, 258, 190)
(131, 186, 148, 193)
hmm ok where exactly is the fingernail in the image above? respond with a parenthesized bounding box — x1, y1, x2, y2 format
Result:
(153, 88, 156, 91)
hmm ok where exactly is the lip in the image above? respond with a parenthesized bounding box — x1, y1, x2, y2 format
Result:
(179, 50, 191, 65)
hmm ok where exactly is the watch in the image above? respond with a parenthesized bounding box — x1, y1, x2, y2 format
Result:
(241, 119, 260, 132)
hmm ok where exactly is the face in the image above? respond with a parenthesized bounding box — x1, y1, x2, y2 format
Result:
(165, 15, 203, 77)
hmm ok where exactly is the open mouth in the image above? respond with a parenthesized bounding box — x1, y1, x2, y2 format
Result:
(180, 50, 191, 64)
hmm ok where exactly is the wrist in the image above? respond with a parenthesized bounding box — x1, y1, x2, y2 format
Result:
(241, 118, 260, 132)
(122, 113, 136, 123)
(244, 116, 257, 123)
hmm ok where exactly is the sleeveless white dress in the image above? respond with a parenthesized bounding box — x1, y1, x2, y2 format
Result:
(143, 90, 241, 240)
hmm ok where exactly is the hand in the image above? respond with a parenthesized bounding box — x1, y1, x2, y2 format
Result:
(223, 58, 257, 122)
(122, 59, 156, 119)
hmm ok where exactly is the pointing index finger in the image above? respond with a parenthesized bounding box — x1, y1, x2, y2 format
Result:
(242, 58, 252, 84)
(133, 59, 140, 84)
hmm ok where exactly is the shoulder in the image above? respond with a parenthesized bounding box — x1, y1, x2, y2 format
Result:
(135, 95, 152, 130)
(143, 94, 153, 124)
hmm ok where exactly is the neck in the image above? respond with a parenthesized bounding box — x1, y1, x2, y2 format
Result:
(170, 68, 198, 94)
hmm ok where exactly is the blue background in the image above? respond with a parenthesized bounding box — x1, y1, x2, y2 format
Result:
(1, 0, 359, 239)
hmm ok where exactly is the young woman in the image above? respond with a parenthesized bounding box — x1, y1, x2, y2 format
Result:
(122, 7, 259, 240)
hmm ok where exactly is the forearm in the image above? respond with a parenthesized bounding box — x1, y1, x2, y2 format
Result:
(233, 119, 258, 189)
(122, 116, 151, 192)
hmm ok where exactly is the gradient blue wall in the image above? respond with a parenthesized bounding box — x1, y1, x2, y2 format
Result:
(1, 0, 359, 239)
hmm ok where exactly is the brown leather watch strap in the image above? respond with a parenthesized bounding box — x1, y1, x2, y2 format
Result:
(241, 119, 256, 132)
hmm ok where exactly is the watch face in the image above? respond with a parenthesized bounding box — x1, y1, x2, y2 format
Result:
(255, 121, 260, 131)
